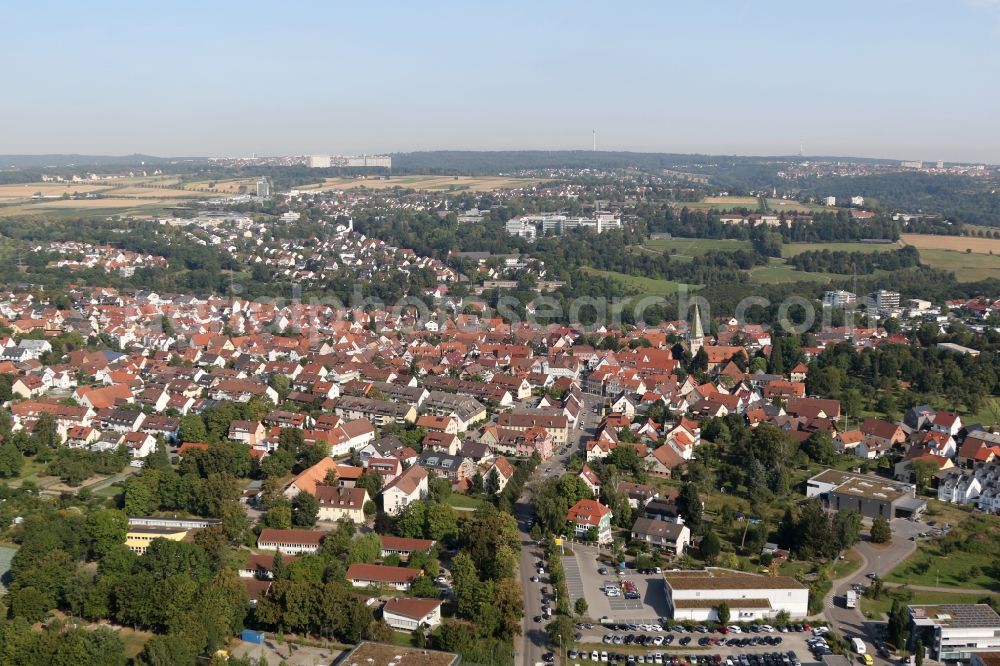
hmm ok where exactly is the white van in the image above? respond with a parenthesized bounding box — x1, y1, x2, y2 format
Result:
(851, 638, 866, 654)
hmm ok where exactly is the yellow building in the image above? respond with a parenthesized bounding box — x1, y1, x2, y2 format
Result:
(124, 526, 190, 555)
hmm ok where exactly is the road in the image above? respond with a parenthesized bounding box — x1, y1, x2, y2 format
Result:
(822, 518, 923, 665)
(516, 392, 603, 666)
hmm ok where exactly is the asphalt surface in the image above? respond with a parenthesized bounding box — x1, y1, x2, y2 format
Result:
(517, 392, 603, 666)
(822, 518, 924, 665)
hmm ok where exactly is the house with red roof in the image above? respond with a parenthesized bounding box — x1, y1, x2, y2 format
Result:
(566, 498, 613, 544)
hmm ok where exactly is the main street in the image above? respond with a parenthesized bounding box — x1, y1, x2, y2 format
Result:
(516, 392, 603, 666)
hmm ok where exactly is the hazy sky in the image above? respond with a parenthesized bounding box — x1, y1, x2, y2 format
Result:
(3, 1, 1000, 162)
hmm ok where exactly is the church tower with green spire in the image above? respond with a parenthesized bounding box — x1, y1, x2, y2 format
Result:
(689, 304, 705, 355)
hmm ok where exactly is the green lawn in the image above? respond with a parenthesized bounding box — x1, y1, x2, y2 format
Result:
(748, 259, 843, 285)
(782, 241, 904, 257)
(446, 494, 490, 510)
(579, 267, 698, 296)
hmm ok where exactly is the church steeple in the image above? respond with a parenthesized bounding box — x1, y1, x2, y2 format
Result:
(689, 304, 704, 355)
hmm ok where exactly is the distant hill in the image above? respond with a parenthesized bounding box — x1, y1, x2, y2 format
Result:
(0, 154, 204, 169)
(390, 150, 899, 176)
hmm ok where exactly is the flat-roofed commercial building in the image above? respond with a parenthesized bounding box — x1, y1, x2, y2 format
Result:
(806, 469, 926, 519)
(909, 605, 1000, 662)
(663, 568, 809, 621)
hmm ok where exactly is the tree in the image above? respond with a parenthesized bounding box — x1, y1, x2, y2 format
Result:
(887, 598, 909, 648)
(264, 499, 292, 529)
(832, 510, 862, 552)
(347, 532, 381, 564)
(575, 597, 589, 616)
(717, 601, 731, 625)
(910, 459, 938, 493)
(355, 471, 384, 497)
(33, 412, 60, 448)
(677, 482, 703, 530)
(870, 515, 892, 544)
(701, 529, 721, 563)
(0, 442, 25, 478)
(178, 415, 208, 443)
(915, 639, 924, 666)
(85, 508, 129, 560)
(291, 491, 319, 527)
(545, 614, 575, 653)
(802, 430, 836, 465)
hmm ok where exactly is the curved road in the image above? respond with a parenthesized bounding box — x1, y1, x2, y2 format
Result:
(822, 519, 923, 664)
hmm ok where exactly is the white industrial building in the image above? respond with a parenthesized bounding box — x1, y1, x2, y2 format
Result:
(505, 212, 622, 240)
(663, 568, 809, 621)
(909, 604, 1000, 662)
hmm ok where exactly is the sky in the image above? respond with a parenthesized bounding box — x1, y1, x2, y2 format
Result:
(2, 1, 1000, 163)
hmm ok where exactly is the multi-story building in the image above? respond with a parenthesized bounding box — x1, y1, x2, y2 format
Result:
(909, 604, 1000, 662)
(822, 290, 857, 307)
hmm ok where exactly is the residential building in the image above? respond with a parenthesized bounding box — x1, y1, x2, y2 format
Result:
(631, 517, 690, 553)
(379, 535, 435, 561)
(315, 486, 369, 523)
(566, 498, 613, 544)
(382, 464, 428, 516)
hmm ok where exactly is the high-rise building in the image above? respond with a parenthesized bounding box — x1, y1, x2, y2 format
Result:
(256, 179, 270, 197)
(871, 289, 900, 312)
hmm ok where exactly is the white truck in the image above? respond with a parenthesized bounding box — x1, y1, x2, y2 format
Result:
(845, 590, 858, 608)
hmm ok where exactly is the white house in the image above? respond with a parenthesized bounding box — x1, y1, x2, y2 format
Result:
(382, 464, 428, 517)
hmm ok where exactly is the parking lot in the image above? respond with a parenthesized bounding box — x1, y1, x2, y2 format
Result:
(563, 545, 669, 622)
(568, 624, 822, 665)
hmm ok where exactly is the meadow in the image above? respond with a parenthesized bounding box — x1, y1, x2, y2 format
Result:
(579, 267, 697, 296)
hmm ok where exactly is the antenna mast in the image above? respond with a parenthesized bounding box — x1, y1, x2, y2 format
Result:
(593, 130, 596, 152)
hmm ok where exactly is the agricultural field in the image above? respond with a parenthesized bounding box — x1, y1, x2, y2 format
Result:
(579, 267, 697, 296)
(902, 233, 1000, 254)
(674, 195, 759, 212)
(900, 234, 1000, 281)
(298, 174, 550, 193)
(0, 198, 175, 218)
(0, 182, 108, 202)
(182, 178, 260, 193)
